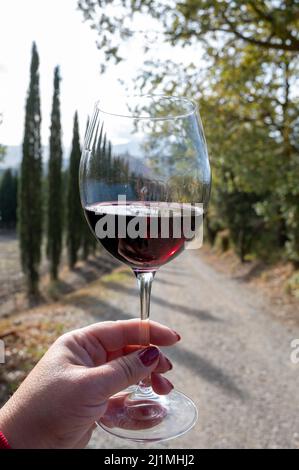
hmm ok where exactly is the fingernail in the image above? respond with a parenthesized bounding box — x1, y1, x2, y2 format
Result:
(166, 358, 173, 370)
(138, 346, 159, 367)
(173, 330, 181, 341)
(164, 377, 174, 390)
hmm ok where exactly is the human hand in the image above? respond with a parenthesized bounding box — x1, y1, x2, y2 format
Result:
(0, 319, 179, 448)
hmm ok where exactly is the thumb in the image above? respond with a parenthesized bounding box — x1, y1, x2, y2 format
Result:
(90, 346, 160, 400)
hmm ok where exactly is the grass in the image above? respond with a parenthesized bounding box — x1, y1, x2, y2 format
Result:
(101, 268, 131, 284)
(285, 271, 299, 298)
(0, 309, 73, 406)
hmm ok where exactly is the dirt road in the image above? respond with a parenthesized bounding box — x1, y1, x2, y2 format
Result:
(85, 250, 299, 449)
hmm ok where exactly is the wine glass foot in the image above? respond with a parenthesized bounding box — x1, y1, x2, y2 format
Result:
(96, 389, 198, 443)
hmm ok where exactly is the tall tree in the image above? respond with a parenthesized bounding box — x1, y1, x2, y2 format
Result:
(81, 212, 97, 259)
(0, 169, 17, 228)
(67, 112, 82, 268)
(18, 42, 43, 297)
(47, 66, 63, 280)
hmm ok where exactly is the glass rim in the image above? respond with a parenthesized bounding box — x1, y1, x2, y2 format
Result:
(95, 94, 197, 121)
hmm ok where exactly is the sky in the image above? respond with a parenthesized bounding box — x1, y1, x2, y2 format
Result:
(0, 0, 146, 148)
(0, 0, 201, 153)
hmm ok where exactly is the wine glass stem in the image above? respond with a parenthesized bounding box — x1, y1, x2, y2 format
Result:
(136, 271, 155, 394)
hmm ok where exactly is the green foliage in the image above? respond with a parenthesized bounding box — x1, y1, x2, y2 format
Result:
(47, 66, 63, 280)
(200, 47, 299, 263)
(0, 168, 17, 228)
(67, 112, 82, 269)
(18, 42, 43, 297)
(216, 190, 263, 262)
(285, 271, 299, 298)
(0, 145, 5, 161)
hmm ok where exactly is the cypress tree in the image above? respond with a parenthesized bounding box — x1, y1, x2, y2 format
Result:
(18, 42, 43, 298)
(0, 169, 17, 228)
(47, 66, 63, 280)
(81, 216, 97, 260)
(67, 112, 82, 268)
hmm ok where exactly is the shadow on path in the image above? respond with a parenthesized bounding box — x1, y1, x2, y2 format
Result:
(233, 262, 266, 283)
(86, 256, 120, 272)
(73, 256, 121, 283)
(154, 278, 180, 287)
(63, 294, 134, 321)
(169, 346, 247, 400)
(72, 266, 98, 283)
(102, 281, 222, 323)
(160, 267, 194, 278)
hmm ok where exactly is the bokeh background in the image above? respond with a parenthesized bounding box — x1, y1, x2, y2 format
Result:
(0, 0, 299, 449)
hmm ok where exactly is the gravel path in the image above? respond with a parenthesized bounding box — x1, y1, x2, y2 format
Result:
(85, 250, 299, 449)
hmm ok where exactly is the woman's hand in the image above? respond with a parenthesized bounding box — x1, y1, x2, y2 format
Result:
(0, 319, 179, 448)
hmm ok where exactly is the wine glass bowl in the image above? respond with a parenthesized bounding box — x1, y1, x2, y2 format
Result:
(79, 95, 211, 442)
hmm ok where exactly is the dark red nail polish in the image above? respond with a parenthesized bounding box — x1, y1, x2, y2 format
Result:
(139, 346, 159, 366)
(166, 358, 173, 370)
(173, 330, 181, 341)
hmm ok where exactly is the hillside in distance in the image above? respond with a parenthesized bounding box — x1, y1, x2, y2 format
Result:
(0, 145, 69, 172)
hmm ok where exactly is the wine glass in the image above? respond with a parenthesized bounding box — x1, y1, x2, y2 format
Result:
(79, 95, 211, 442)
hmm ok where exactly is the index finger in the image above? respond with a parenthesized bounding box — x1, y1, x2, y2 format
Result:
(79, 319, 180, 352)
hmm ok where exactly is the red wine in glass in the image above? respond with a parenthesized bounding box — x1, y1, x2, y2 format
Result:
(84, 202, 201, 271)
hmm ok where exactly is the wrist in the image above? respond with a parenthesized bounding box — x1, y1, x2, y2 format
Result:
(0, 398, 23, 448)
(0, 395, 45, 449)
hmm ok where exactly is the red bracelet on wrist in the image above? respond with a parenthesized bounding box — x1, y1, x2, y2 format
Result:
(0, 431, 11, 449)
